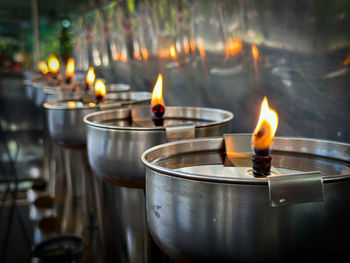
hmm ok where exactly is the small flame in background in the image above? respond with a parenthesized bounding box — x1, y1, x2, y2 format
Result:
(151, 74, 164, 108)
(252, 97, 278, 153)
(67, 101, 77, 108)
(95, 80, 107, 98)
(343, 54, 350, 66)
(141, 47, 149, 60)
(198, 41, 206, 58)
(225, 38, 242, 57)
(65, 58, 75, 77)
(170, 45, 177, 59)
(48, 54, 60, 74)
(190, 39, 196, 53)
(251, 44, 259, 60)
(86, 67, 95, 86)
(38, 61, 48, 74)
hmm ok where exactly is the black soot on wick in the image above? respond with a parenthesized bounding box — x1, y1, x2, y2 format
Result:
(65, 76, 72, 85)
(152, 104, 165, 126)
(252, 128, 272, 178)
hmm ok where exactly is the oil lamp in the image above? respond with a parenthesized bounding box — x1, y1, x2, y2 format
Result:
(151, 74, 165, 126)
(251, 97, 278, 177)
(65, 58, 75, 84)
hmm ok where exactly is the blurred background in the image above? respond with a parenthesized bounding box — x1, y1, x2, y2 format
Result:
(0, 0, 350, 262)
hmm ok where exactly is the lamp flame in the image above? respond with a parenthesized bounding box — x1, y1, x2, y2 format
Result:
(95, 80, 106, 100)
(48, 55, 60, 74)
(170, 45, 177, 59)
(38, 61, 48, 74)
(151, 74, 164, 108)
(225, 38, 242, 57)
(141, 47, 149, 60)
(252, 97, 278, 154)
(86, 67, 95, 86)
(65, 58, 75, 77)
(252, 44, 259, 60)
(67, 101, 77, 108)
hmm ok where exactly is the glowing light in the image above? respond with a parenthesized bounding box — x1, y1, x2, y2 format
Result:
(95, 80, 106, 99)
(225, 38, 242, 57)
(38, 61, 48, 74)
(151, 74, 164, 108)
(252, 44, 259, 60)
(170, 45, 177, 59)
(48, 55, 60, 74)
(86, 67, 95, 86)
(252, 97, 279, 152)
(65, 58, 75, 77)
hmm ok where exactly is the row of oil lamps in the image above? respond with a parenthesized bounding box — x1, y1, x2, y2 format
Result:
(28, 54, 350, 262)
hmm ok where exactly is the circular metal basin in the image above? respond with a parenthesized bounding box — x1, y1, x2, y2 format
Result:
(84, 106, 233, 188)
(44, 91, 151, 149)
(141, 134, 350, 262)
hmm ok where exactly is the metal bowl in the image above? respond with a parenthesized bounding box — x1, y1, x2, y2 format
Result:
(44, 92, 151, 149)
(142, 134, 350, 262)
(84, 106, 233, 188)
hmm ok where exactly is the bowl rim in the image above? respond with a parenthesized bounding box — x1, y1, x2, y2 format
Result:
(83, 106, 234, 131)
(141, 134, 350, 185)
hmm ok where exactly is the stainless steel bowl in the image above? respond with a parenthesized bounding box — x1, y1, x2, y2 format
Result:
(84, 106, 233, 188)
(44, 92, 151, 149)
(44, 83, 130, 102)
(142, 134, 350, 262)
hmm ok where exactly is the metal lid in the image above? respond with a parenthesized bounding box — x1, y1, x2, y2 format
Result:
(84, 105, 234, 131)
(141, 134, 350, 185)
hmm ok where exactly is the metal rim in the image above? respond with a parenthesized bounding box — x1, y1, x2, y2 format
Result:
(83, 106, 234, 131)
(141, 136, 350, 185)
(43, 100, 98, 110)
(44, 91, 152, 111)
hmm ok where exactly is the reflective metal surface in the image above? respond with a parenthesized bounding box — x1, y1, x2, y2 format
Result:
(44, 91, 151, 149)
(95, 179, 168, 263)
(84, 106, 233, 188)
(142, 135, 350, 262)
(75, 0, 350, 142)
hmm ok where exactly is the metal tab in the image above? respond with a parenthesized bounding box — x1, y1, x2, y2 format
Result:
(267, 171, 324, 207)
(166, 124, 195, 142)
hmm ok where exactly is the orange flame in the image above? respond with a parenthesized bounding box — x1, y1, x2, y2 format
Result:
(190, 39, 196, 53)
(134, 51, 142, 61)
(225, 38, 242, 57)
(38, 61, 48, 74)
(95, 80, 106, 98)
(65, 58, 75, 77)
(197, 41, 206, 58)
(184, 40, 190, 54)
(86, 67, 95, 86)
(170, 45, 177, 59)
(67, 101, 77, 108)
(343, 55, 350, 66)
(48, 55, 60, 74)
(141, 47, 149, 60)
(252, 97, 278, 152)
(151, 74, 164, 107)
(252, 44, 259, 60)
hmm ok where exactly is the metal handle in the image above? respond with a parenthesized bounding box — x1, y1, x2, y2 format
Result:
(165, 123, 195, 142)
(267, 171, 324, 207)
